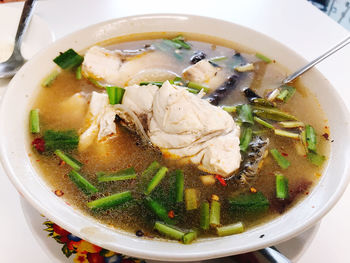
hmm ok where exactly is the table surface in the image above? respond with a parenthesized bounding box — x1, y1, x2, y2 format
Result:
(0, 0, 349, 262)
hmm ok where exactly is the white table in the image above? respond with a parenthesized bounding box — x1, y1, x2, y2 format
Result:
(1, 0, 349, 262)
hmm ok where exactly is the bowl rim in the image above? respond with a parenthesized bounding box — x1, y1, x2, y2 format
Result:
(1, 13, 350, 261)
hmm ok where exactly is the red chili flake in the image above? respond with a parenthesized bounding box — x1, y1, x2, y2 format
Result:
(303, 155, 307, 158)
(32, 137, 45, 153)
(305, 192, 309, 195)
(65, 202, 71, 206)
(59, 160, 66, 166)
(322, 133, 329, 140)
(168, 210, 175, 219)
(36, 159, 40, 162)
(54, 190, 64, 197)
(215, 175, 227, 186)
(281, 152, 288, 157)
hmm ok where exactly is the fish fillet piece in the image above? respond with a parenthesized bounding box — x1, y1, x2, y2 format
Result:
(182, 59, 226, 91)
(78, 92, 118, 151)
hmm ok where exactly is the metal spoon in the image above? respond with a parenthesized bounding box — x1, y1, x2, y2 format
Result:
(282, 35, 350, 84)
(0, 0, 37, 79)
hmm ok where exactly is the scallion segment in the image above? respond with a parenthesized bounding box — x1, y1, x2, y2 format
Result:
(254, 116, 274, 129)
(252, 105, 297, 121)
(145, 197, 174, 224)
(185, 188, 199, 210)
(279, 121, 305, 128)
(276, 85, 296, 102)
(229, 192, 269, 214)
(68, 170, 98, 195)
(87, 191, 132, 210)
(30, 109, 40, 133)
(140, 81, 163, 87)
(43, 130, 79, 151)
(222, 106, 237, 113)
(274, 129, 300, 139)
(237, 104, 254, 124)
(209, 200, 221, 227)
(275, 173, 289, 199)
(255, 53, 272, 63)
(200, 201, 210, 230)
(270, 148, 290, 169)
(97, 167, 137, 182)
(240, 127, 253, 152)
(53, 49, 84, 70)
(105, 86, 125, 105)
(174, 170, 184, 203)
(183, 231, 197, 244)
(144, 166, 168, 195)
(41, 70, 60, 87)
(54, 150, 82, 171)
(171, 35, 191, 50)
(141, 161, 161, 178)
(217, 222, 244, 236)
(154, 221, 185, 241)
(307, 152, 326, 166)
(187, 82, 209, 93)
(75, 65, 82, 80)
(305, 125, 317, 152)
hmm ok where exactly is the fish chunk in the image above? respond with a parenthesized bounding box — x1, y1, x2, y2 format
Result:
(148, 81, 241, 176)
(182, 59, 226, 91)
(79, 92, 118, 151)
(82, 46, 123, 85)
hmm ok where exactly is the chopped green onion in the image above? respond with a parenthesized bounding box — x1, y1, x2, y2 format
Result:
(229, 192, 269, 214)
(97, 167, 137, 182)
(186, 87, 200, 94)
(187, 82, 209, 93)
(105, 86, 125, 105)
(300, 130, 308, 153)
(307, 152, 326, 166)
(279, 121, 305, 128)
(175, 170, 184, 203)
(141, 161, 161, 178)
(200, 201, 210, 230)
(54, 150, 82, 171)
(253, 105, 297, 121)
(222, 106, 237, 113)
(274, 129, 300, 139)
(275, 173, 289, 199)
(41, 70, 60, 87)
(171, 35, 191, 50)
(255, 53, 272, 63)
(210, 56, 227, 62)
(163, 39, 183, 49)
(270, 148, 290, 169)
(144, 166, 168, 195)
(276, 85, 296, 102)
(154, 222, 185, 240)
(251, 98, 276, 107)
(43, 130, 79, 151)
(252, 129, 269, 135)
(68, 170, 98, 195)
(185, 188, 199, 210)
(209, 200, 221, 227)
(88, 77, 104, 88)
(240, 127, 253, 152)
(237, 104, 254, 124)
(305, 125, 317, 152)
(87, 191, 132, 210)
(145, 196, 174, 224)
(172, 76, 187, 86)
(183, 231, 197, 244)
(53, 49, 84, 70)
(217, 222, 244, 236)
(254, 116, 274, 129)
(75, 65, 82, 80)
(139, 81, 163, 87)
(30, 109, 40, 133)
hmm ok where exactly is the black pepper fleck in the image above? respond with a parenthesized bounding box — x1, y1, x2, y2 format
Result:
(259, 234, 265, 238)
(136, 230, 144, 237)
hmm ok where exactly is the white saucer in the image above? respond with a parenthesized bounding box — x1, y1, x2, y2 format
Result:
(0, 5, 54, 91)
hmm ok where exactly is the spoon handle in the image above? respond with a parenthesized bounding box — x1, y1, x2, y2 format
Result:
(283, 35, 350, 84)
(13, 0, 37, 53)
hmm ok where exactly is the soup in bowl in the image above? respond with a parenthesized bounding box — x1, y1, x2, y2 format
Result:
(0, 14, 349, 261)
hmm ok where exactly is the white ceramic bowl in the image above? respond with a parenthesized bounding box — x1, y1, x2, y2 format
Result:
(1, 14, 350, 262)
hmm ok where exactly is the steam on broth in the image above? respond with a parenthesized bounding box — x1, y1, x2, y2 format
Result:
(29, 33, 329, 243)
